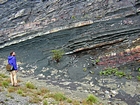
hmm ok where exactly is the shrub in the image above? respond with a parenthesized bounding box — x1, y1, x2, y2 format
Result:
(51, 49, 64, 62)
(25, 82, 36, 89)
(43, 100, 48, 105)
(2, 81, 9, 88)
(53, 93, 66, 101)
(86, 94, 98, 104)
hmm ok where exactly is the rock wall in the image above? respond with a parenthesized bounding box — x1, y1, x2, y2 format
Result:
(0, 0, 140, 50)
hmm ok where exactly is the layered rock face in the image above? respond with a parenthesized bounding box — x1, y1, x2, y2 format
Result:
(0, 1, 140, 104)
(0, 0, 140, 51)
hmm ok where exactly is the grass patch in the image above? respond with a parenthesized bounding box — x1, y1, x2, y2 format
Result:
(35, 90, 45, 96)
(6, 94, 14, 99)
(5, 78, 11, 83)
(43, 100, 48, 105)
(99, 67, 126, 78)
(8, 87, 16, 93)
(137, 75, 140, 81)
(115, 71, 126, 78)
(40, 87, 50, 93)
(53, 93, 67, 101)
(21, 93, 27, 97)
(20, 86, 31, 94)
(67, 98, 72, 103)
(29, 96, 42, 103)
(72, 100, 80, 105)
(25, 82, 36, 89)
(92, 59, 100, 65)
(126, 74, 132, 80)
(0, 73, 8, 78)
(17, 89, 23, 95)
(86, 94, 98, 104)
(5, 99, 9, 101)
(138, 67, 140, 72)
(2, 81, 9, 88)
(0, 83, 3, 87)
(99, 67, 118, 76)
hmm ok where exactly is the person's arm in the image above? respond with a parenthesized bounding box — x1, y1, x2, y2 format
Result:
(12, 57, 18, 70)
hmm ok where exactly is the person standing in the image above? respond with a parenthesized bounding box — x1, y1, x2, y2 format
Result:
(8, 51, 18, 87)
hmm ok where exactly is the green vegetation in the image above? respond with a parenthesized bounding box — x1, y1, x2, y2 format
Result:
(25, 82, 36, 89)
(86, 94, 98, 104)
(53, 93, 67, 101)
(6, 94, 14, 99)
(67, 98, 72, 103)
(40, 87, 50, 93)
(71, 15, 76, 19)
(126, 75, 132, 80)
(29, 96, 42, 103)
(72, 100, 80, 105)
(2, 81, 9, 88)
(99, 67, 118, 76)
(138, 68, 140, 72)
(0, 73, 8, 78)
(115, 71, 126, 78)
(92, 59, 100, 65)
(51, 49, 64, 63)
(43, 100, 48, 105)
(99, 67, 127, 78)
(137, 76, 140, 81)
(0, 68, 138, 105)
(83, 67, 87, 72)
(95, 59, 100, 64)
(17, 89, 23, 95)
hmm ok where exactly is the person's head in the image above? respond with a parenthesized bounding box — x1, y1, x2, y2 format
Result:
(10, 51, 16, 56)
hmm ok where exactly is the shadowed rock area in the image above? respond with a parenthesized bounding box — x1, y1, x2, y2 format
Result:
(0, 0, 140, 105)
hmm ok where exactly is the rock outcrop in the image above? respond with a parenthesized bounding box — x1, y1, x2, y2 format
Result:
(0, 1, 140, 104)
(0, 0, 140, 50)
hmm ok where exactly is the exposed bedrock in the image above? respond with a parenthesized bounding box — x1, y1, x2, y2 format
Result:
(0, 0, 140, 51)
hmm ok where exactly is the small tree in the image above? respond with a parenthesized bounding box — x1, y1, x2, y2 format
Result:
(51, 49, 64, 63)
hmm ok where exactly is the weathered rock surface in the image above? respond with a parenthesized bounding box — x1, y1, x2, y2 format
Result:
(0, 0, 140, 50)
(0, 0, 140, 105)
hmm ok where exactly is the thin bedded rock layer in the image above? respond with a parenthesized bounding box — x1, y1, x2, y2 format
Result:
(0, 0, 140, 50)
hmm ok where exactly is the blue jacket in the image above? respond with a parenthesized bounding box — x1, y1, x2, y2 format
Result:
(8, 56, 18, 70)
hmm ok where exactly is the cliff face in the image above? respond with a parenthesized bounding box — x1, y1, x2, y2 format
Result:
(0, 0, 140, 50)
(0, 1, 140, 104)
